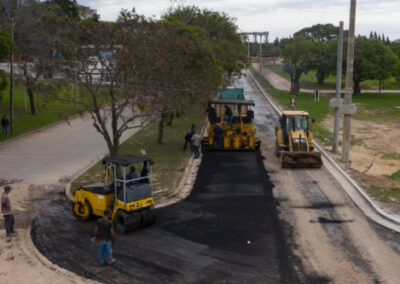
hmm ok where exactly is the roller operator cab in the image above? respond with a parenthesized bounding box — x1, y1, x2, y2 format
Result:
(201, 99, 261, 151)
(73, 154, 156, 233)
(275, 111, 322, 168)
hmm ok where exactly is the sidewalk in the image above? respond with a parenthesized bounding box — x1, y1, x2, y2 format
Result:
(254, 63, 400, 94)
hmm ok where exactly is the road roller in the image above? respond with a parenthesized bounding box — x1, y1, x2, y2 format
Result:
(72, 154, 156, 233)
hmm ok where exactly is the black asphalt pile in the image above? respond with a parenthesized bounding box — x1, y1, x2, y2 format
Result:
(32, 150, 292, 283)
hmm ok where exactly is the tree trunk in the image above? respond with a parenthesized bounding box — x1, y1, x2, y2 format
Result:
(158, 112, 167, 144)
(291, 78, 300, 95)
(167, 111, 174, 126)
(354, 80, 361, 95)
(27, 87, 36, 115)
(316, 70, 325, 85)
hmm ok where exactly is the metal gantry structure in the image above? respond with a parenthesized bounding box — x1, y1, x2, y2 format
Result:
(239, 32, 269, 73)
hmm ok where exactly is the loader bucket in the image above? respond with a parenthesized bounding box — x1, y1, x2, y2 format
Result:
(281, 151, 322, 168)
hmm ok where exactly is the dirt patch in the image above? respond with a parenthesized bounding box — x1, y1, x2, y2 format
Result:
(322, 116, 400, 214)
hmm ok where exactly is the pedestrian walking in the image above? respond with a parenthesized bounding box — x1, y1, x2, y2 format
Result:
(1, 114, 9, 137)
(290, 96, 296, 110)
(191, 130, 201, 159)
(94, 209, 116, 265)
(1, 185, 15, 238)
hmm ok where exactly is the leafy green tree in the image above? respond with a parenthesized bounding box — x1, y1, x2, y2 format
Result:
(389, 42, 400, 82)
(295, 24, 339, 85)
(295, 24, 338, 42)
(44, 0, 79, 19)
(164, 5, 246, 76)
(353, 36, 400, 94)
(0, 30, 12, 101)
(282, 35, 314, 94)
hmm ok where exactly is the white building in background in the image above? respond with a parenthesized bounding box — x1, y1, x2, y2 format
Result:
(80, 6, 97, 20)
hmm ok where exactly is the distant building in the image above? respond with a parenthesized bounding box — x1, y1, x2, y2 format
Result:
(80, 6, 97, 20)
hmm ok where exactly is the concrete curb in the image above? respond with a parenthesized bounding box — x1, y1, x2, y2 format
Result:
(22, 227, 101, 284)
(157, 119, 208, 208)
(248, 69, 400, 233)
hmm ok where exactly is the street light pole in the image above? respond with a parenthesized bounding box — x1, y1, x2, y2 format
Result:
(9, 16, 14, 135)
(341, 0, 357, 163)
(332, 21, 344, 154)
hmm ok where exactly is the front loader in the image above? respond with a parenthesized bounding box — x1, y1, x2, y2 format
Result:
(275, 111, 322, 168)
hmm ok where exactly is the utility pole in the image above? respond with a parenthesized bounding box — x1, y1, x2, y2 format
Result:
(259, 34, 262, 73)
(247, 40, 250, 58)
(9, 16, 14, 135)
(341, 0, 357, 163)
(332, 21, 344, 154)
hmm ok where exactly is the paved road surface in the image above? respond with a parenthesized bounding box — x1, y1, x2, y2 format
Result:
(255, 63, 400, 94)
(0, 113, 141, 184)
(32, 74, 294, 283)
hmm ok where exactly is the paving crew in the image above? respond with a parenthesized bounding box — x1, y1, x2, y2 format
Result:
(94, 208, 116, 265)
(191, 130, 201, 159)
(213, 124, 223, 149)
(225, 105, 233, 130)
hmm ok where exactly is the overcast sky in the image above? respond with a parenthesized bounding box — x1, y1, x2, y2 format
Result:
(78, 0, 400, 41)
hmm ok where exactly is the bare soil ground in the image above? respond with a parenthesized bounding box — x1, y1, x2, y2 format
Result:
(261, 139, 400, 284)
(321, 116, 400, 214)
(0, 180, 100, 284)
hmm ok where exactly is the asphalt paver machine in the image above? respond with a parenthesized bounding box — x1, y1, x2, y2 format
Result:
(201, 99, 261, 151)
(73, 154, 156, 233)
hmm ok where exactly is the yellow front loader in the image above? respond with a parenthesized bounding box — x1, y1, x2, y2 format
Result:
(275, 111, 322, 168)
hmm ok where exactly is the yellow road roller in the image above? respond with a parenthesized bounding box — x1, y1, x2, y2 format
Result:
(73, 154, 156, 233)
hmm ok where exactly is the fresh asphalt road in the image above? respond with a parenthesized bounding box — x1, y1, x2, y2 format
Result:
(0, 112, 142, 184)
(32, 74, 293, 283)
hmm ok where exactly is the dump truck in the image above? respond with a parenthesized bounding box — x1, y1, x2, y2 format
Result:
(201, 98, 260, 151)
(275, 110, 322, 168)
(72, 154, 156, 233)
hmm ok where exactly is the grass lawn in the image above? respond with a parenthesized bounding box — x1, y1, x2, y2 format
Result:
(265, 64, 400, 91)
(353, 93, 400, 120)
(71, 103, 206, 200)
(0, 81, 79, 142)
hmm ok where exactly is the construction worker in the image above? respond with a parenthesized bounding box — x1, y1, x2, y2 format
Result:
(191, 130, 201, 159)
(94, 209, 116, 265)
(1, 185, 15, 238)
(225, 105, 233, 130)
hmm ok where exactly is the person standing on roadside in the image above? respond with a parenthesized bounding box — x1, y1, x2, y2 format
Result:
(191, 130, 201, 159)
(1, 185, 15, 238)
(94, 209, 116, 265)
(1, 114, 9, 137)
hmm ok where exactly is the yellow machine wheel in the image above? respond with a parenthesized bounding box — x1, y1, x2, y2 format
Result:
(73, 201, 93, 221)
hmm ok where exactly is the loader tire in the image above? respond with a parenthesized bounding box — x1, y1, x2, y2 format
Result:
(274, 140, 280, 157)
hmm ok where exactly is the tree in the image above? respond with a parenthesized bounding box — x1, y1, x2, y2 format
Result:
(43, 13, 154, 156)
(295, 23, 339, 84)
(295, 23, 338, 42)
(44, 0, 79, 19)
(352, 36, 400, 94)
(282, 35, 314, 94)
(164, 5, 246, 76)
(11, 0, 55, 115)
(389, 42, 400, 82)
(0, 30, 12, 101)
